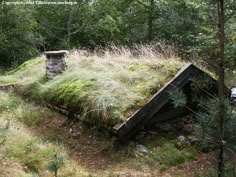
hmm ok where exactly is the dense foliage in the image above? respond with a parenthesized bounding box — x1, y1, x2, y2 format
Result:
(0, 0, 235, 67)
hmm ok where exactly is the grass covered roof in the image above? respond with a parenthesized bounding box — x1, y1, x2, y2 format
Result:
(0, 46, 185, 127)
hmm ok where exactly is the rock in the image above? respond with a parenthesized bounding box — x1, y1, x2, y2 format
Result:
(177, 135, 190, 145)
(72, 132, 80, 138)
(136, 144, 149, 154)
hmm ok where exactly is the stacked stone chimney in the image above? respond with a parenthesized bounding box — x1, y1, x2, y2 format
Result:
(44, 50, 68, 79)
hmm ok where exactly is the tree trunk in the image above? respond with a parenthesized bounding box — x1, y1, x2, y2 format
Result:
(55, 170, 57, 177)
(217, 0, 225, 176)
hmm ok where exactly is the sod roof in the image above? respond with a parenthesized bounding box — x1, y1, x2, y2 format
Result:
(0, 51, 185, 127)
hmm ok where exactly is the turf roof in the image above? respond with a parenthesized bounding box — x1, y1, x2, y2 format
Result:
(0, 51, 185, 127)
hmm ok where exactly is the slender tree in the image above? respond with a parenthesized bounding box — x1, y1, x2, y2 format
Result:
(217, 0, 226, 176)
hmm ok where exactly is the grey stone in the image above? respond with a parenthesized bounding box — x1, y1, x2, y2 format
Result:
(136, 144, 149, 154)
(177, 135, 190, 145)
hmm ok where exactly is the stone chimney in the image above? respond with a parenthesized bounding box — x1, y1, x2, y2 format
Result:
(44, 50, 68, 79)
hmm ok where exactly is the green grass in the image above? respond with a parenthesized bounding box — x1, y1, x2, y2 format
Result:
(0, 91, 46, 127)
(124, 134, 199, 171)
(0, 91, 18, 112)
(15, 104, 50, 127)
(6, 136, 58, 172)
(0, 47, 185, 127)
(152, 143, 197, 170)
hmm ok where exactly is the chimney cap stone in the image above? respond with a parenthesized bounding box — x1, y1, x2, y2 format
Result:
(44, 50, 69, 57)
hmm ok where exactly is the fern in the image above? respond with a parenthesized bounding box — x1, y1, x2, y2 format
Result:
(46, 152, 64, 177)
